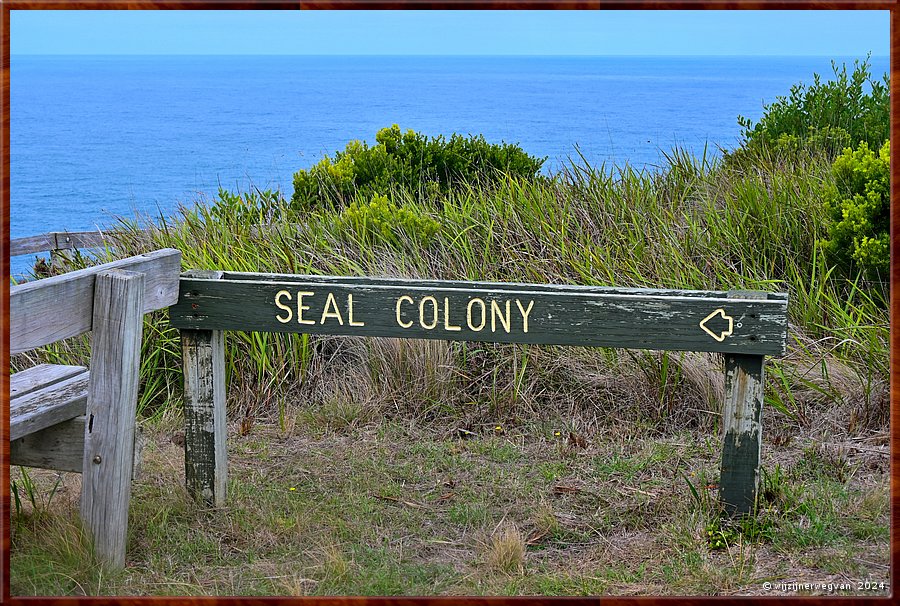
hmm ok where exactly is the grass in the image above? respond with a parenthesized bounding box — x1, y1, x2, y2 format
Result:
(9, 141, 890, 595)
(482, 523, 526, 576)
(14, 147, 888, 437)
(9, 417, 890, 596)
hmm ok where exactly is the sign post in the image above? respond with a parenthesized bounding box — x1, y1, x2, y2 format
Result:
(170, 272, 788, 514)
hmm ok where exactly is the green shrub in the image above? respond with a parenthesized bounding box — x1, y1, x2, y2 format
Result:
(821, 140, 890, 281)
(209, 187, 287, 224)
(335, 194, 441, 247)
(292, 125, 546, 210)
(734, 57, 889, 159)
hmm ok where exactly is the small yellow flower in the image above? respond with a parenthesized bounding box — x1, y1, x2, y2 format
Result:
(554, 431, 561, 437)
(289, 487, 296, 492)
(495, 425, 502, 431)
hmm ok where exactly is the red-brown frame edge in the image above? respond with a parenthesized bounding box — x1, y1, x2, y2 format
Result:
(0, 3, 897, 605)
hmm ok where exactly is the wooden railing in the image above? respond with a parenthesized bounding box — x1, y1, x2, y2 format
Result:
(10, 230, 122, 257)
(11, 225, 300, 258)
(10, 229, 141, 277)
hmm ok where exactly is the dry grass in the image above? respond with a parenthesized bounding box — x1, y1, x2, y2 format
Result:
(9, 410, 890, 597)
(481, 522, 526, 576)
(319, 540, 353, 582)
(530, 502, 561, 538)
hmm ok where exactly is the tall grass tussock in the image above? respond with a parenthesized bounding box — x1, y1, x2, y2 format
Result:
(14, 139, 886, 438)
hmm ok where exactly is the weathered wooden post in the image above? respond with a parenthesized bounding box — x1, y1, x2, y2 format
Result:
(718, 291, 768, 515)
(81, 270, 144, 569)
(179, 270, 228, 507)
(49, 232, 76, 271)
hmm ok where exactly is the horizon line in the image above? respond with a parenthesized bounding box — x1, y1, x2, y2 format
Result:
(11, 52, 888, 58)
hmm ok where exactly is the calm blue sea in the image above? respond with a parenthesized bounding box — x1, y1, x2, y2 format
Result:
(9, 54, 889, 278)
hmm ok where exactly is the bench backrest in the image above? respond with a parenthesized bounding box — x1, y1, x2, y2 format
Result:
(10, 249, 182, 355)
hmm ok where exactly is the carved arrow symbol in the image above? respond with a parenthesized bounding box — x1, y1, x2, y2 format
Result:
(699, 308, 734, 342)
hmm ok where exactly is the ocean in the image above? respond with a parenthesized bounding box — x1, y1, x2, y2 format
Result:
(9, 54, 889, 278)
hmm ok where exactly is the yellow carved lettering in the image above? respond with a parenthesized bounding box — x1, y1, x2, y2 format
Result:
(347, 294, 365, 326)
(443, 297, 461, 331)
(396, 296, 414, 328)
(515, 299, 534, 333)
(320, 292, 344, 325)
(275, 290, 293, 324)
(467, 298, 486, 331)
(491, 300, 511, 333)
(296, 291, 315, 325)
(420, 296, 438, 330)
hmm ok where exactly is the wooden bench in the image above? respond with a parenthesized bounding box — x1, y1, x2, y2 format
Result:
(9, 249, 181, 569)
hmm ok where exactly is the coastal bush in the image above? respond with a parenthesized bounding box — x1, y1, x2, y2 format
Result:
(733, 57, 889, 160)
(291, 125, 546, 210)
(210, 187, 287, 224)
(821, 140, 890, 282)
(335, 194, 441, 248)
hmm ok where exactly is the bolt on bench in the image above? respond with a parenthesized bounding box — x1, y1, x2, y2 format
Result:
(9, 249, 182, 569)
(169, 271, 788, 517)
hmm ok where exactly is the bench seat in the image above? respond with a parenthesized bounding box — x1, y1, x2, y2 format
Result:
(10, 364, 89, 441)
(10, 363, 144, 477)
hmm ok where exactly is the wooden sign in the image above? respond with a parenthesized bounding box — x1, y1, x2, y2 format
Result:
(169, 272, 787, 356)
(170, 270, 788, 515)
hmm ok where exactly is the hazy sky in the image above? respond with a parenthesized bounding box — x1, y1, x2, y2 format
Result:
(10, 10, 890, 56)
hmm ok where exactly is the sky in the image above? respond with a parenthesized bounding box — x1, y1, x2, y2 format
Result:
(10, 10, 890, 56)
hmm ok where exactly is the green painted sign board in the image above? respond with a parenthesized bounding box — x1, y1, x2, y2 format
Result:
(169, 272, 788, 356)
